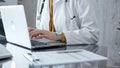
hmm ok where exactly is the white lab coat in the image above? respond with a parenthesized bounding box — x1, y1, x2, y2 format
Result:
(36, 0, 99, 45)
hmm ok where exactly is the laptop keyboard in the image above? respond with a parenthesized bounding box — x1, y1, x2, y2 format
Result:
(31, 40, 48, 46)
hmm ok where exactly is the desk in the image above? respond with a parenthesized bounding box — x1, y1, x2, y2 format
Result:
(0, 37, 107, 68)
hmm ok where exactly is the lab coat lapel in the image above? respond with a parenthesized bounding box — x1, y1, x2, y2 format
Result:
(40, 0, 50, 30)
(53, 0, 67, 32)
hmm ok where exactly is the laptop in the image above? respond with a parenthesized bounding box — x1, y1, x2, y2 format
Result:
(0, 5, 65, 49)
(0, 44, 12, 59)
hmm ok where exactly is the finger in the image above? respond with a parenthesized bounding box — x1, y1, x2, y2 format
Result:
(28, 27, 35, 32)
(29, 30, 34, 37)
(31, 30, 44, 37)
(29, 32, 37, 38)
(31, 33, 39, 38)
(36, 34, 45, 38)
(30, 29, 45, 38)
(31, 34, 44, 39)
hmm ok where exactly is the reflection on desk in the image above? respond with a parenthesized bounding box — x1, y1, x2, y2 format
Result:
(0, 40, 105, 68)
(0, 64, 2, 68)
(0, 58, 12, 68)
(0, 35, 7, 45)
(26, 49, 107, 68)
(3, 43, 66, 68)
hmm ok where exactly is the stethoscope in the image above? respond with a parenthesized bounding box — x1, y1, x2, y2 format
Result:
(37, 0, 45, 20)
(37, 0, 68, 20)
(40, 0, 45, 15)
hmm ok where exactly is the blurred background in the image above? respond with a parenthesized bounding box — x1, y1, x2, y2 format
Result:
(0, 0, 120, 68)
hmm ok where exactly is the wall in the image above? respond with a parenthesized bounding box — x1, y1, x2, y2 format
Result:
(89, 0, 120, 68)
(0, 0, 18, 18)
(18, 0, 37, 27)
(0, 0, 17, 5)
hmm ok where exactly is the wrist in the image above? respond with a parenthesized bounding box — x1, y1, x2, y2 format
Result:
(56, 32, 62, 41)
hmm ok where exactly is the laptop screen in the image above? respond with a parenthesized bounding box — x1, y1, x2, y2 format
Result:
(0, 5, 32, 49)
(0, 19, 5, 36)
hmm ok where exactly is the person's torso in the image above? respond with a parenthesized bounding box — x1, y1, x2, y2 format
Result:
(36, 0, 81, 32)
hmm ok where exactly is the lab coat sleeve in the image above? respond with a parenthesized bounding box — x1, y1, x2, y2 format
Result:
(64, 0, 99, 45)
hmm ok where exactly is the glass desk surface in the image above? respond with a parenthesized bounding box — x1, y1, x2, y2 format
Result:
(0, 43, 67, 68)
(0, 36, 106, 68)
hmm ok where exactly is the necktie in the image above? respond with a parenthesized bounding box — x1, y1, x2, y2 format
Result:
(49, 0, 56, 32)
(49, 0, 66, 43)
